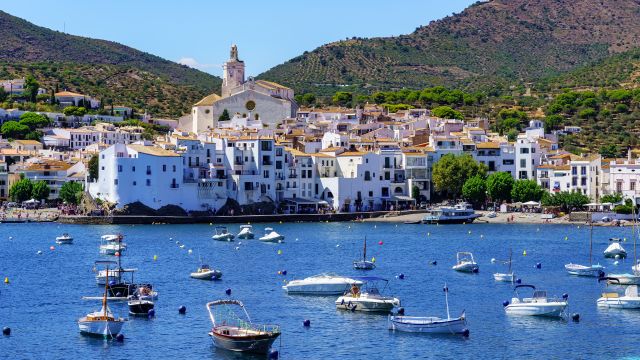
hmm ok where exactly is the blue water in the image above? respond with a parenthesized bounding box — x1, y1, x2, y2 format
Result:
(0, 221, 638, 359)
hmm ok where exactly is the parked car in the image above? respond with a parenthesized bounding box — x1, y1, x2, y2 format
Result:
(5, 202, 18, 208)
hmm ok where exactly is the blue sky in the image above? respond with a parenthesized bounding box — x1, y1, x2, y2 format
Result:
(3, 0, 475, 76)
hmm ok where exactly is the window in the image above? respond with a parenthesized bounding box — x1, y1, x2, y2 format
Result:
(146, 165, 151, 175)
(520, 148, 529, 154)
(133, 181, 136, 186)
(276, 161, 282, 170)
(146, 179, 151, 186)
(132, 166, 136, 172)
(364, 171, 371, 181)
(114, 179, 118, 185)
(172, 165, 176, 172)
(163, 164, 167, 172)
(581, 166, 587, 175)
(261, 141, 272, 151)
(263, 170, 270, 178)
(520, 159, 526, 167)
(632, 182, 637, 191)
(117, 165, 122, 172)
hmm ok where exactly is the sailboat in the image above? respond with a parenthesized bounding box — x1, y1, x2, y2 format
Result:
(607, 207, 640, 285)
(564, 218, 605, 277)
(78, 261, 125, 338)
(493, 249, 515, 282)
(353, 236, 376, 270)
(388, 284, 467, 334)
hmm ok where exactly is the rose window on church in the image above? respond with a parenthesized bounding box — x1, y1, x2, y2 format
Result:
(245, 100, 256, 111)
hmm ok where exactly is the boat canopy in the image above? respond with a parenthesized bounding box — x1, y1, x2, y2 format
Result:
(514, 284, 536, 290)
(599, 277, 621, 284)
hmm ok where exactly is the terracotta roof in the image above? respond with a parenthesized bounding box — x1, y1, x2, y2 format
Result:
(128, 144, 180, 157)
(194, 93, 222, 106)
(476, 142, 500, 149)
(24, 160, 72, 171)
(13, 140, 42, 145)
(55, 91, 85, 97)
(311, 153, 335, 158)
(255, 80, 291, 91)
(320, 146, 343, 152)
(337, 151, 367, 157)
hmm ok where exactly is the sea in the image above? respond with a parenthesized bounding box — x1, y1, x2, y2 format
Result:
(0, 221, 638, 359)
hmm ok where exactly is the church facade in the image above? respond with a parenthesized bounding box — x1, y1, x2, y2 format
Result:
(184, 45, 298, 133)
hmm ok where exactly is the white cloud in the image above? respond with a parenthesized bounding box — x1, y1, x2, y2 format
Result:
(177, 57, 219, 70)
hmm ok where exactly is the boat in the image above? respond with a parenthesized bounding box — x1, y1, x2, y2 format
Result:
(610, 208, 640, 284)
(128, 285, 155, 316)
(99, 234, 127, 255)
(191, 264, 223, 280)
(597, 277, 640, 309)
(206, 300, 280, 354)
(335, 277, 400, 313)
(353, 236, 375, 270)
(237, 225, 255, 239)
(212, 226, 235, 242)
(486, 211, 497, 219)
(504, 285, 568, 317)
(283, 273, 363, 295)
(604, 238, 627, 259)
(95, 267, 137, 286)
(493, 249, 515, 282)
(422, 202, 480, 224)
(564, 220, 605, 277)
(55, 233, 73, 244)
(388, 284, 467, 334)
(452, 252, 479, 273)
(78, 261, 125, 338)
(259, 228, 284, 243)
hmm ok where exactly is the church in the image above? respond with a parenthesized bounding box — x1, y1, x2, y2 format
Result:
(182, 45, 298, 133)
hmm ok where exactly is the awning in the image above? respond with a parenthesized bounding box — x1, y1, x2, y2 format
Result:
(390, 196, 416, 202)
(282, 198, 324, 205)
(523, 201, 540, 206)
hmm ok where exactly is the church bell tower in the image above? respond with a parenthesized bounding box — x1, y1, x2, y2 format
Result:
(221, 44, 245, 98)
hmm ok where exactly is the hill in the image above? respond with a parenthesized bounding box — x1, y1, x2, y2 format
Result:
(0, 11, 220, 117)
(259, 0, 640, 94)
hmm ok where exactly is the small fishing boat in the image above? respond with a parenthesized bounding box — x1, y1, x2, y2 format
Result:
(452, 252, 479, 273)
(237, 225, 255, 240)
(336, 277, 400, 313)
(259, 227, 284, 243)
(353, 236, 375, 270)
(597, 277, 640, 309)
(504, 285, 568, 317)
(388, 284, 467, 334)
(283, 273, 363, 295)
(55, 233, 73, 244)
(191, 264, 223, 280)
(78, 261, 125, 338)
(493, 249, 515, 282)
(564, 221, 605, 277)
(206, 300, 280, 354)
(212, 226, 235, 242)
(99, 234, 127, 255)
(128, 285, 155, 316)
(604, 238, 627, 259)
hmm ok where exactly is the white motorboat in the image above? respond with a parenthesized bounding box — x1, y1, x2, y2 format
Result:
(237, 225, 254, 240)
(353, 236, 376, 270)
(564, 221, 605, 277)
(206, 300, 280, 354)
(283, 273, 362, 295)
(493, 249, 515, 282)
(604, 238, 627, 259)
(452, 252, 479, 273)
(610, 209, 640, 284)
(336, 277, 400, 313)
(604, 273, 640, 285)
(504, 285, 568, 317)
(422, 202, 480, 224)
(191, 264, 222, 280)
(95, 267, 137, 285)
(597, 277, 640, 309)
(388, 284, 467, 334)
(55, 233, 73, 244)
(212, 226, 235, 242)
(99, 234, 127, 255)
(259, 227, 284, 243)
(78, 261, 125, 338)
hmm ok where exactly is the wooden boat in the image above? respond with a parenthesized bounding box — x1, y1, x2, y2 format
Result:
(206, 300, 280, 354)
(78, 261, 125, 338)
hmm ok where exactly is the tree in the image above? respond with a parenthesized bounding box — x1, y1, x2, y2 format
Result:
(1, 121, 30, 139)
(23, 75, 40, 102)
(431, 106, 463, 120)
(462, 175, 486, 207)
(19, 112, 50, 130)
(486, 172, 515, 203)
(601, 193, 623, 204)
(301, 93, 316, 106)
(59, 181, 84, 205)
(9, 178, 33, 202)
(411, 185, 420, 201)
(511, 179, 544, 203)
(0, 87, 6, 102)
(31, 180, 50, 201)
(88, 154, 99, 181)
(599, 144, 619, 159)
(218, 109, 230, 121)
(496, 109, 527, 134)
(544, 114, 563, 132)
(541, 191, 590, 212)
(332, 92, 352, 107)
(432, 154, 487, 198)
(63, 106, 87, 117)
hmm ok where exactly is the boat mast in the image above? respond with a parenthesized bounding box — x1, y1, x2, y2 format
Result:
(634, 206, 638, 275)
(103, 264, 109, 317)
(363, 236, 367, 262)
(589, 216, 593, 265)
(508, 248, 512, 273)
(444, 284, 451, 320)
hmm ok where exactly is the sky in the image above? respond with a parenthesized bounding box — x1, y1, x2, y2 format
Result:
(3, 0, 476, 76)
